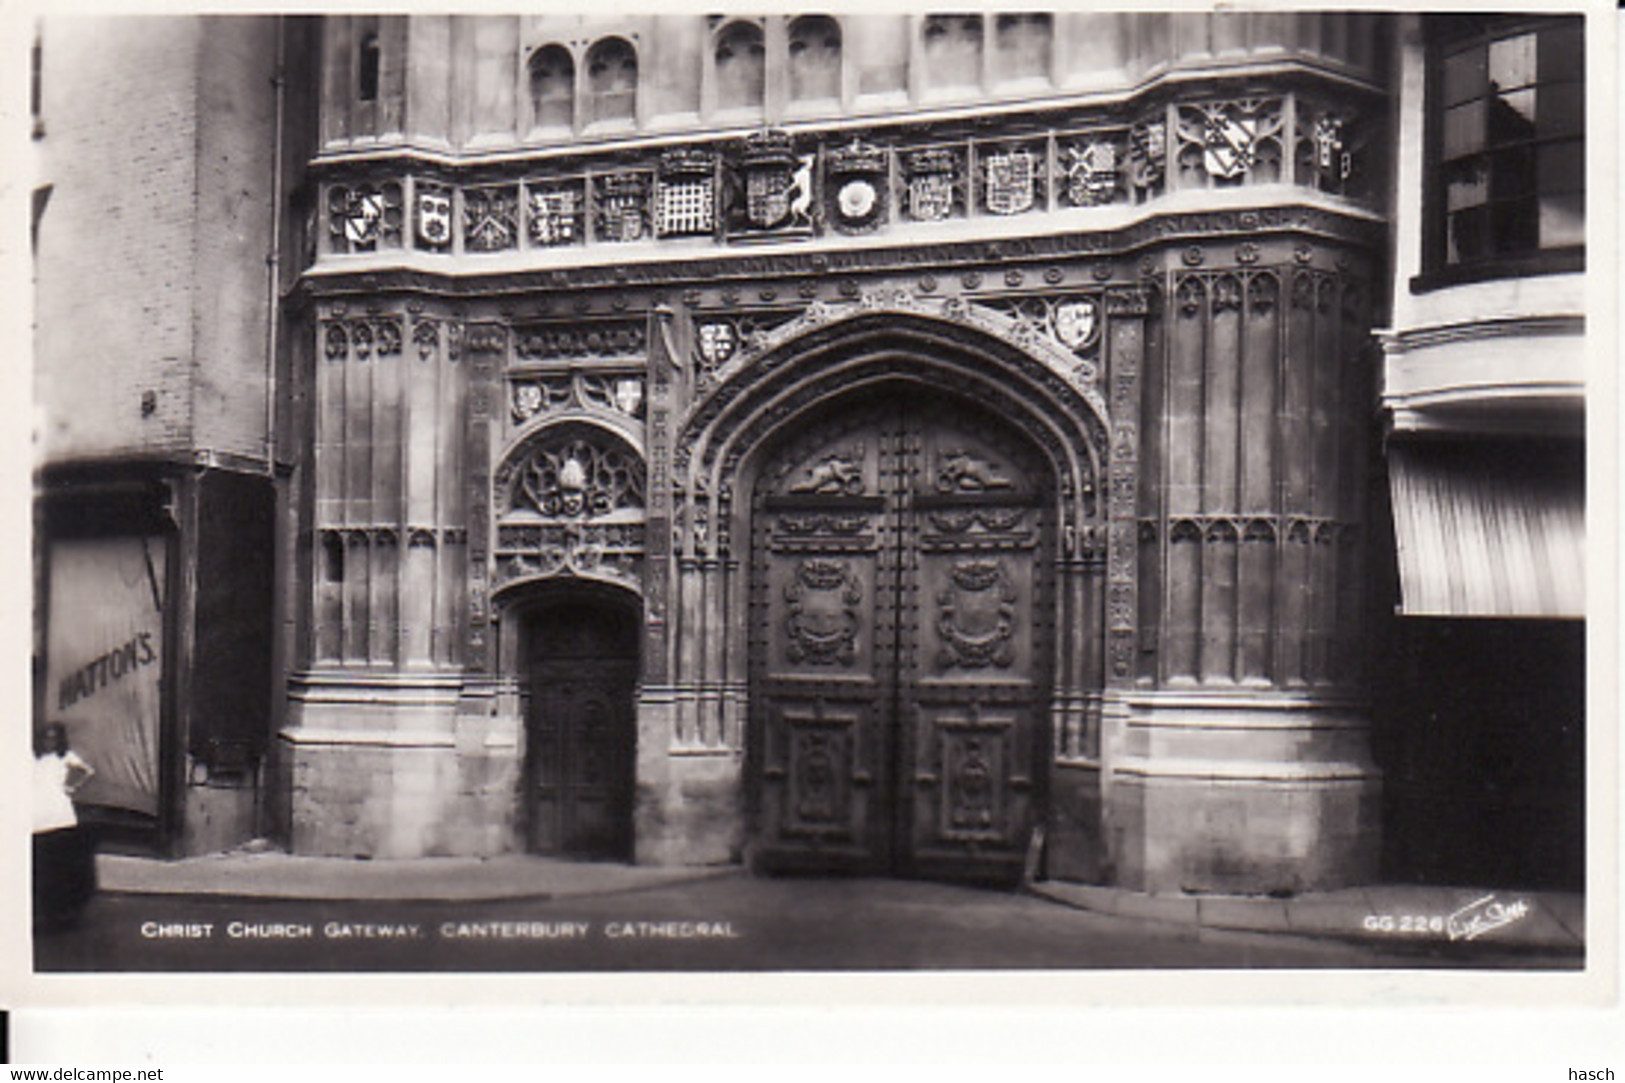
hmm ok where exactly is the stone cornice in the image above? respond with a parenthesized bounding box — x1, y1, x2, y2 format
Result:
(1376, 314, 1585, 355)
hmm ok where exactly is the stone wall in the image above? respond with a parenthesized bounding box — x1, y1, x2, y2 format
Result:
(316, 13, 1388, 154)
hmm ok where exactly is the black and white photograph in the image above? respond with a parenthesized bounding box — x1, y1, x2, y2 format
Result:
(8, 4, 1613, 1025)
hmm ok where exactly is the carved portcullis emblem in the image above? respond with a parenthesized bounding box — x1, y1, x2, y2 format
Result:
(656, 148, 716, 238)
(983, 148, 1037, 216)
(785, 559, 862, 666)
(826, 140, 887, 233)
(937, 560, 1018, 670)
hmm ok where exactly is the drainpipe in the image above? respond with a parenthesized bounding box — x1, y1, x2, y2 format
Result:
(265, 14, 286, 475)
(257, 14, 288, 841)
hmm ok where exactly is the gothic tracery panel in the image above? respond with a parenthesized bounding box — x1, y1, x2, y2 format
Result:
(494, 426, 648, 592)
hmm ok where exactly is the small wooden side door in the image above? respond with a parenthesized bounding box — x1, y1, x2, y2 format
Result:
(525, 599, 637, 860)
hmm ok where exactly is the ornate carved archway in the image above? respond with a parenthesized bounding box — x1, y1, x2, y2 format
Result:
(660, 299, 1117, 790)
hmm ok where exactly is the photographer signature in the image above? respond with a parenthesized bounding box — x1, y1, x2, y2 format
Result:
(1446, 894, 1531, 942)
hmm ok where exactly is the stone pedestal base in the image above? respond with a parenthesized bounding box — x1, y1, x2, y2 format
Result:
(283, 670, 522, 858)
(633, 687, 742, 866)
(1102, 690, 1381, 894)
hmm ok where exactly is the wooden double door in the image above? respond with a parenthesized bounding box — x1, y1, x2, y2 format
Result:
(523, 595, 637, 860)
(748, 390, 1055, 884)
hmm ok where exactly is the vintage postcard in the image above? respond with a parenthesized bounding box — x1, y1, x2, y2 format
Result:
(2, 7, 1617, 1055)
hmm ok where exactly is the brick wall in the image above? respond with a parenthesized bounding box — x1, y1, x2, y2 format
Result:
(35, 17, 200, 463)
(35, 15, 281, 467)
(192, 16, 281, 463)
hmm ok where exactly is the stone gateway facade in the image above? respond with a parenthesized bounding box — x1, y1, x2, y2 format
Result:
(33, 12, 1589, 896)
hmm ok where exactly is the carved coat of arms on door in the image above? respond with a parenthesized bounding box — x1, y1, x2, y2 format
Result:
(784, 559, 862, 666)
(937, 560, 1017, 669)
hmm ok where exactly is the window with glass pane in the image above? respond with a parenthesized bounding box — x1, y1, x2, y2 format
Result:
(1432, 16, 1583, 271)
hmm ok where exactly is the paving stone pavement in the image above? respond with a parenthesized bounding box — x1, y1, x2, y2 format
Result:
(1029, 879, 1584, 955)
(95, 849, 1584, 956)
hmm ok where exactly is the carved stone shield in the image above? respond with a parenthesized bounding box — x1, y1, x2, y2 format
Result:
(463, 188, 518, 252)
(697, 322, 737, 368)
(416, 189, 452, 247)
(1052, 299, 1100, 351)
(1064, 143, 1118, 206)
(827, 141, 887, 233)
(512, 382, 544, 422)
(528, 187, 580, 246)
(906, 149, 959, 222)
(984, 150, 1036, 216)
(736, 132, 810, 234)
(1203, 113, 1258, 179)
(909, 173, 954, 222)
(746, 166, 793, 229)
(1129, 121, 1166, 189)
(1316, 116, 1352, 181)
(595, 175, 649, 243)
(343, 191, 384, 247)
(613, 377, 644, 417)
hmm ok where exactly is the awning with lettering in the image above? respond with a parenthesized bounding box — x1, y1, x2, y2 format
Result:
(1387, 441, 1584, 618)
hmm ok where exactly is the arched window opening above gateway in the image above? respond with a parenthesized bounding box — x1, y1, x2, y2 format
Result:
(586, 37, 637, 126)
(715, 21, 766, 112)
(788, 15, 842, 103)
(993, 13, 1052, 86)
(923, 14, 983, 91)
(527, 44, 574, 131)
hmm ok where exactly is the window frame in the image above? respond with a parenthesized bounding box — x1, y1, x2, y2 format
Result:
(526, 43, 576, 133)
(585, 36, 639, 128)
(713, 19, 767, 114)
(1413, 13, 1585, 292)
(787, 14, 843, 105)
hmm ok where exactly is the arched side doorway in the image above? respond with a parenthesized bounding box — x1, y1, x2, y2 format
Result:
(746, 386, 1057, 884)
(515, 585, 640, 860)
